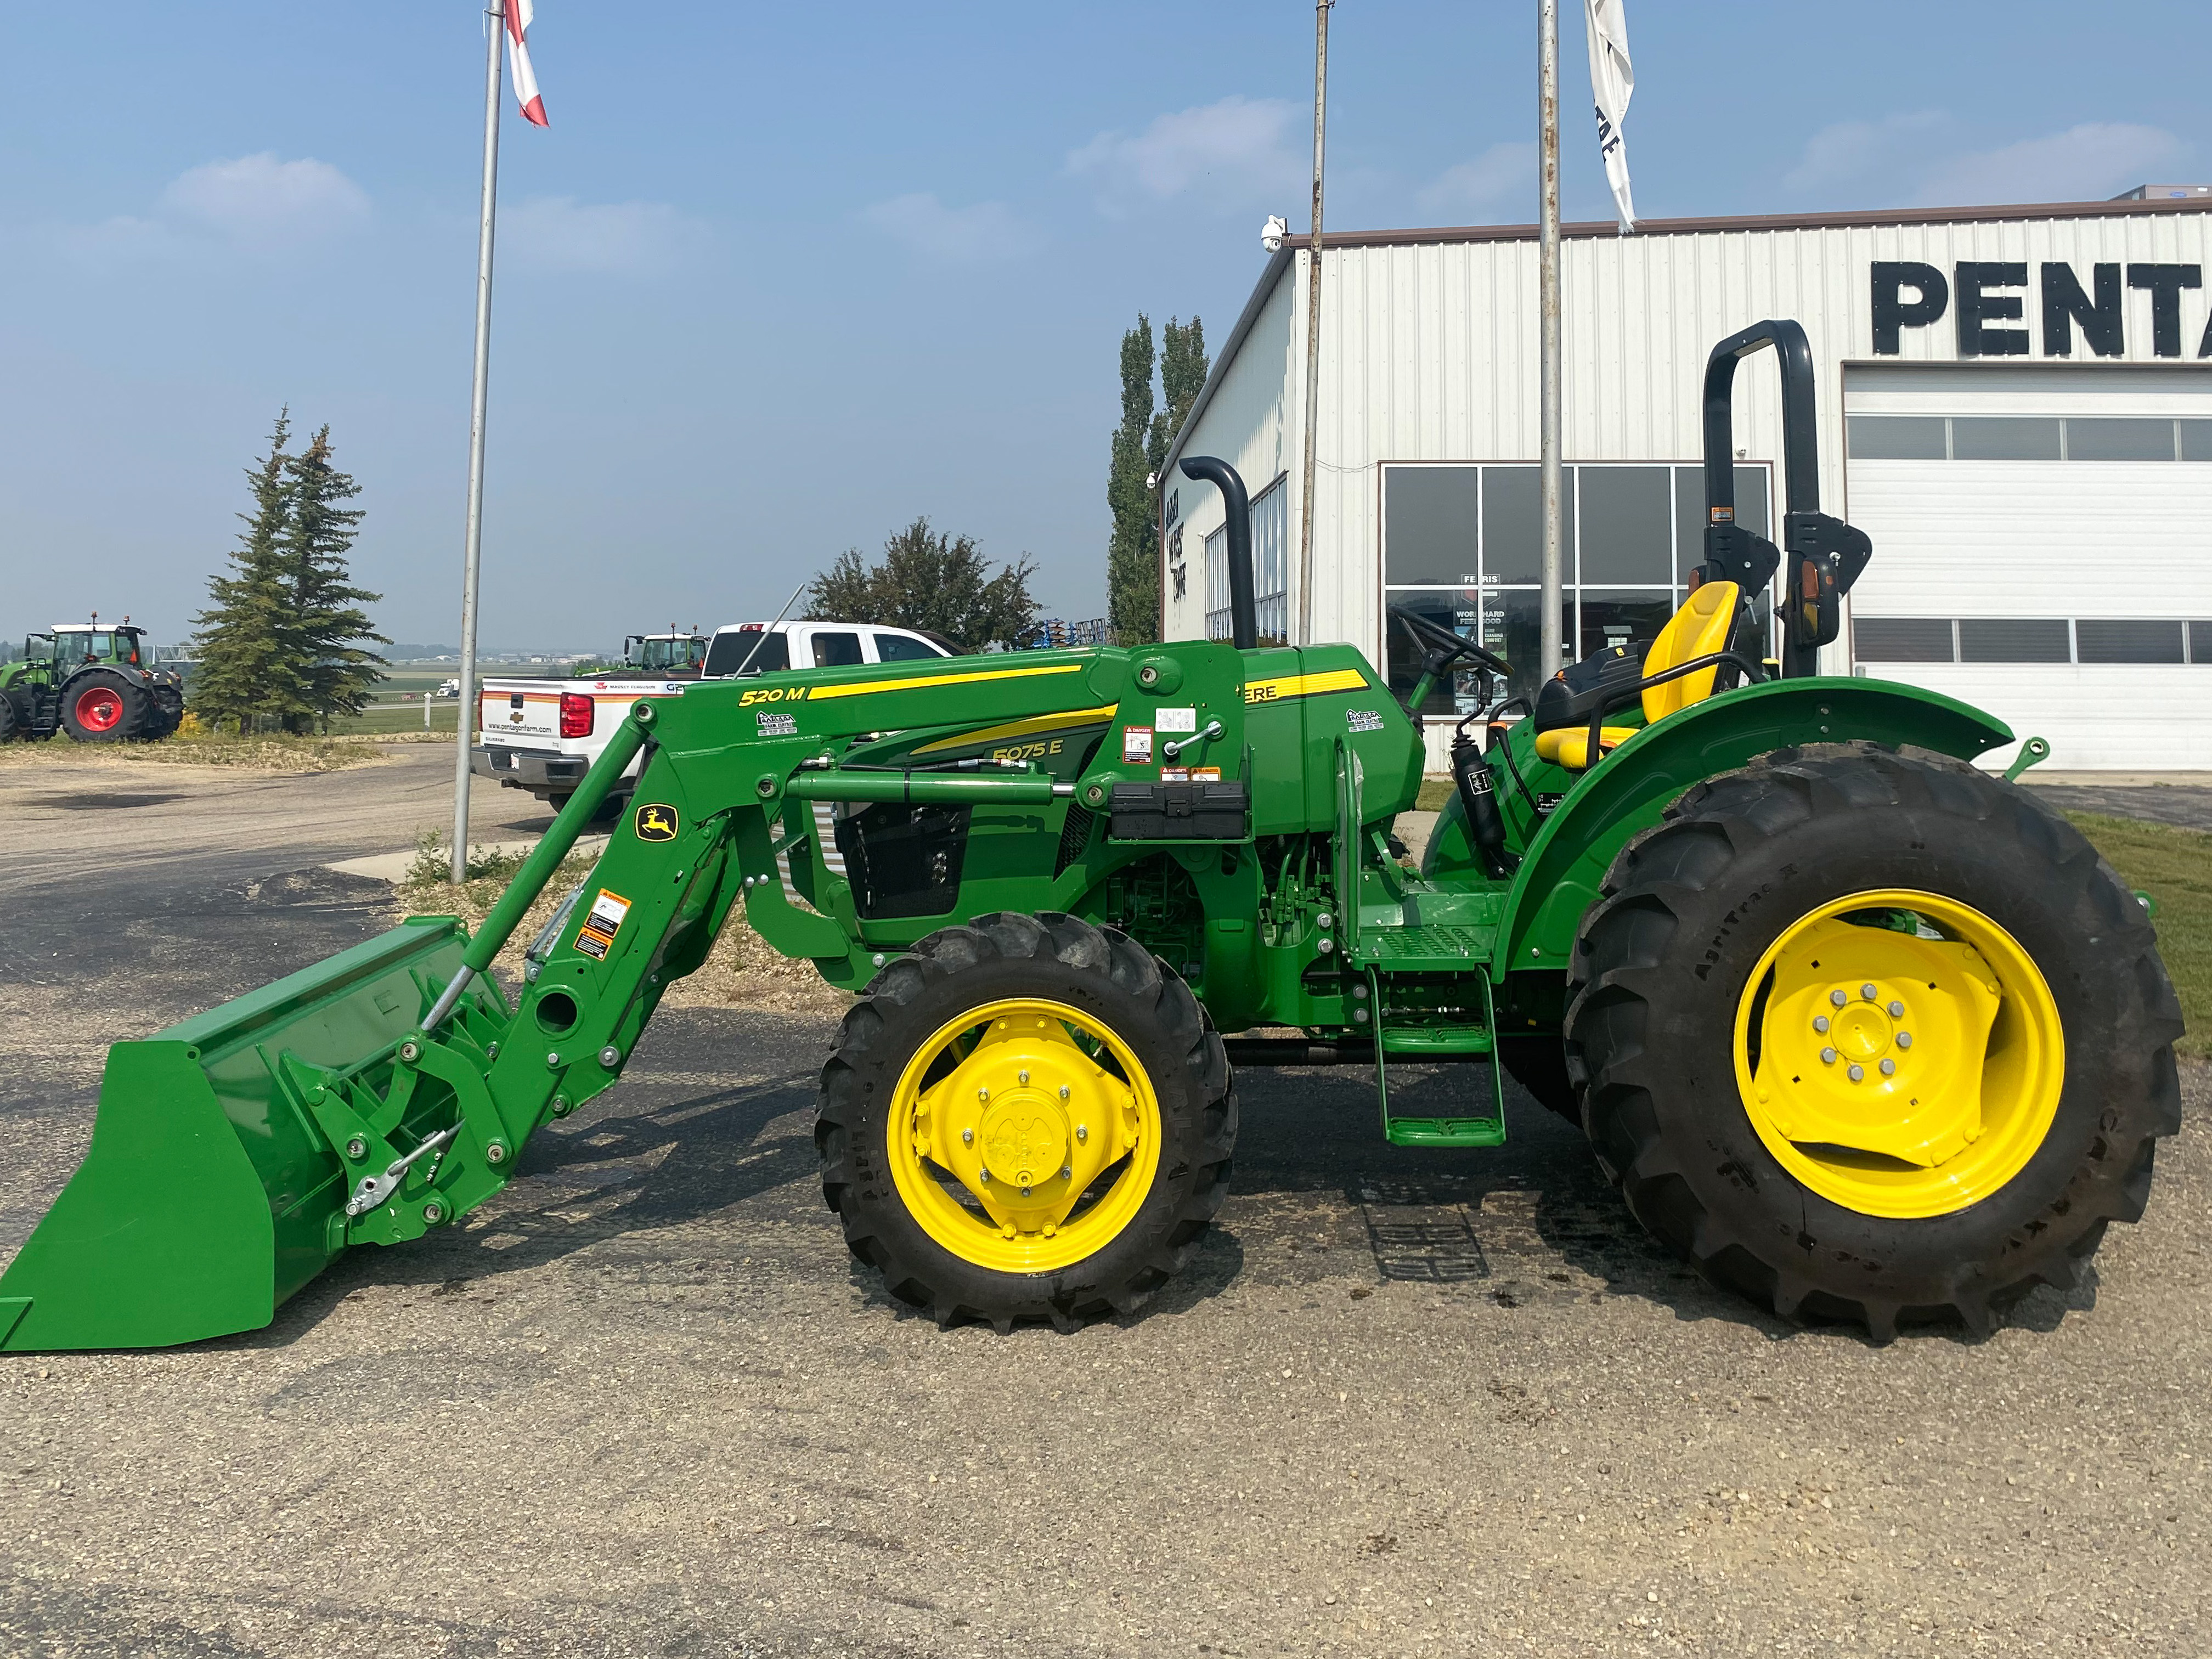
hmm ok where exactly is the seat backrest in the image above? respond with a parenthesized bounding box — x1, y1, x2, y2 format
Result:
(1640, 580, 1741, 723)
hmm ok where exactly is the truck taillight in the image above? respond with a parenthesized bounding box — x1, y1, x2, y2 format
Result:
(559, 692, 594, 739)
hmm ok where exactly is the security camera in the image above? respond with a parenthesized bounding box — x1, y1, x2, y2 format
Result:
(1261, 215, 1288, 253)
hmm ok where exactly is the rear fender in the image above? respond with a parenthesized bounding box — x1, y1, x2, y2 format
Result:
(1491, 677, 2012, 976)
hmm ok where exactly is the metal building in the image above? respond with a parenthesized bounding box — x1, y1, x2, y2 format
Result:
(1158, 194, 2212, 769)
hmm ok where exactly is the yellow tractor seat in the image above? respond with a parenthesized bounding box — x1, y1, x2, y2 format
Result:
(1535, 581, 1745, 771)
(1534, 725, 1639, 768)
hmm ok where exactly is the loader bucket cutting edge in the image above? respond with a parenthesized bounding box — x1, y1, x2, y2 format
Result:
(0, 916, 498, 1352)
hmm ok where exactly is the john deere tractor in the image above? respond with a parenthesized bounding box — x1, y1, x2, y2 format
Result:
(0, 324, 2180, 1353)
(0, 617, 185, 743)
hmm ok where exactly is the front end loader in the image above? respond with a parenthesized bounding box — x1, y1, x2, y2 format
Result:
(1, 323, 2181, 1350)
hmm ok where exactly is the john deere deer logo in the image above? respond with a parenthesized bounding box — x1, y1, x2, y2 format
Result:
(634, 804, 679, 841)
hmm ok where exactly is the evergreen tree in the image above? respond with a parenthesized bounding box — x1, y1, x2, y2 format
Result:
(281, 426, 387, 732)
(1105, 315, 1158, 647)
(807, 518, 1039, 651)
(191, 413, 307, 732)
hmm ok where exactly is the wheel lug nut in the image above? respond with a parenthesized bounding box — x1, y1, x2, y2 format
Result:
(1061, 1166, 1073, 1180)
(1861, 984, 1878, 1002)
(962, 1127, 974, 1144)
(1897, 1032, 1913, 1049)
(1879, 1059, 1896, 1075)
(1059, 1085, 1071, 1100)
(1847, 1064, 1865, 1081)
(1020, 1186, 1032, 1198)
(1887, 1001, 1905, 1018)
(1076, 1125, 1088, 1142)
(1813, 1015, 1830, 1034)
(978, 1087, 989, 1101)
(1830, 990, 1847, 1008)
(1820, 1047, 1837, 1065)
(1018, 1070, 1030, 1085)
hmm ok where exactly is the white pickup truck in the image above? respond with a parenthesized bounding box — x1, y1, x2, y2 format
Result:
(470, 620, 953, 811)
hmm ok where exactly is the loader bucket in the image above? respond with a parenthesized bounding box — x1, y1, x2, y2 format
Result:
(0, 916, 499, 1352)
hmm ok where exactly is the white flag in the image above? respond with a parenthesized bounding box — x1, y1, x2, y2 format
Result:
(506, 0, 549, 127)
(1584, 0, 1634, 231)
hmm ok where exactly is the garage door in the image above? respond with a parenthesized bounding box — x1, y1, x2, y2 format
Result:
(1844, 363, 2212, 770)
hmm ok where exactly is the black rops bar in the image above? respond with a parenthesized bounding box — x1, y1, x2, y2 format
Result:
(1179, 455, 1258, 650)
(1700, 318, 1871, 679)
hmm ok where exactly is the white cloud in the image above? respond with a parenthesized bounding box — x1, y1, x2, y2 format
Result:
(1066, 95, 1303, 216)
(160, 153, 369, 242)
(1915, 122, 2186, 207)
(1783, 114, 2188, 209)
(859, 192, 1036, 265)
(1782, 111, 1944, 195)
(503, 196, 702, 275)
(60, 152, 369, 264)
(1417, 142, 1536, 218)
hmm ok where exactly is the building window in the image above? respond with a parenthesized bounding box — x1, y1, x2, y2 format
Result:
(1849, 414, 2212, 462)
(1251, 478, 1289, 644)
(1203, 525, 1230, 641)
(1202, 478, 1290, 644)
(1854, 616, 2209, 664)
(1380, 461, 1771, 710)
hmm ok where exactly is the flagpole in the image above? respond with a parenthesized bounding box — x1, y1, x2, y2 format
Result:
(451, 0, 506, 883)
(1295, 0, 1332, 647)
(1537, 0, 1565, 680)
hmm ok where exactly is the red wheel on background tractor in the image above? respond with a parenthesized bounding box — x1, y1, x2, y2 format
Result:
(60, 672, 148, 743)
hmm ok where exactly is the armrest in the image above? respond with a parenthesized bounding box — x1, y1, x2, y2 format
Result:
(1581, 651, 1767, 770)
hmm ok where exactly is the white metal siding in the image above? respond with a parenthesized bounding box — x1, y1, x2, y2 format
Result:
(1172, 207, 2212, 769)
(1163, 274, 1294, 641)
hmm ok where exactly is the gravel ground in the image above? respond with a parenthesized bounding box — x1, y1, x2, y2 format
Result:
(2, 765, 2207, 1657)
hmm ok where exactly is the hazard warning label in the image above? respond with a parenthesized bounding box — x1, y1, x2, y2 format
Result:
(574, 888, 631, 961)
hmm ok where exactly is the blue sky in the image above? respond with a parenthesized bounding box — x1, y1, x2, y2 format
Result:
(3, 1, 2205, 650)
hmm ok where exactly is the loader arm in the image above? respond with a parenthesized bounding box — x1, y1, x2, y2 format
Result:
(0, 642, 1269, 1350)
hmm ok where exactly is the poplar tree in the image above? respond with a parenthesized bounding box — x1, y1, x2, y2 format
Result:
(1105, 315, 1158, 646)
(281, 425, 387, 731)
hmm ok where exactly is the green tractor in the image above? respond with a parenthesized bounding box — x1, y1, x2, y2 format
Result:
(0, 324, 2180, 1352)
(0, 617, 186, 743)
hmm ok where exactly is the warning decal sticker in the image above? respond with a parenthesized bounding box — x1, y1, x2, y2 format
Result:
(1122, 727, 1154, 765)
(574, 888, 631, 961)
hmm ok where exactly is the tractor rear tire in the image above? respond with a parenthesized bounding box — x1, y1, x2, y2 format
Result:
(60, 672, 148, 743)
(817, 911, 1237, 1331)
(1564, 743, 2182, 1340)
(0, 696, 16, 743)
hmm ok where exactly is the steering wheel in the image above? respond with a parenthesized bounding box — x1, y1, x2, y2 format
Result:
(1389, 604, 1511, 678)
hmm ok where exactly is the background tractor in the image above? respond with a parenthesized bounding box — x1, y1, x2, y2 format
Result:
(0, 618, 185, 743)
(0, 322, 2181, 1354)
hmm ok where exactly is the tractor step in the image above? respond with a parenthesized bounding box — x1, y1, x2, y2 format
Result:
(1367, 967, 1508, 1149)
(1382, 1115, 1509, 1149)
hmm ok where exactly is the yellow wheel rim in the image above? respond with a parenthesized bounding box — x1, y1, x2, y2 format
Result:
(885, 997, 1163, 1274)
(1733, 889, 2064, 1219)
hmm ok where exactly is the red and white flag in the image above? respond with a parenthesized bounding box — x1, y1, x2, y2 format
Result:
(505, 0, 549, 127)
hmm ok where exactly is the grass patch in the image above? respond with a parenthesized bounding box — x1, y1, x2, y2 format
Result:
(0, 727, 389, 771)
(2066, 812, 2210, 1057)
(395, 832, 846, 1014)
(1415, 776, 1455, 811)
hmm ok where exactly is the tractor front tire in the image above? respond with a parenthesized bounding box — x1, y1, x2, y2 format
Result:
(1565, 743, 2182, 1340)
(60, 672, 148, 743)
(817, 912, 1237, 1331)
